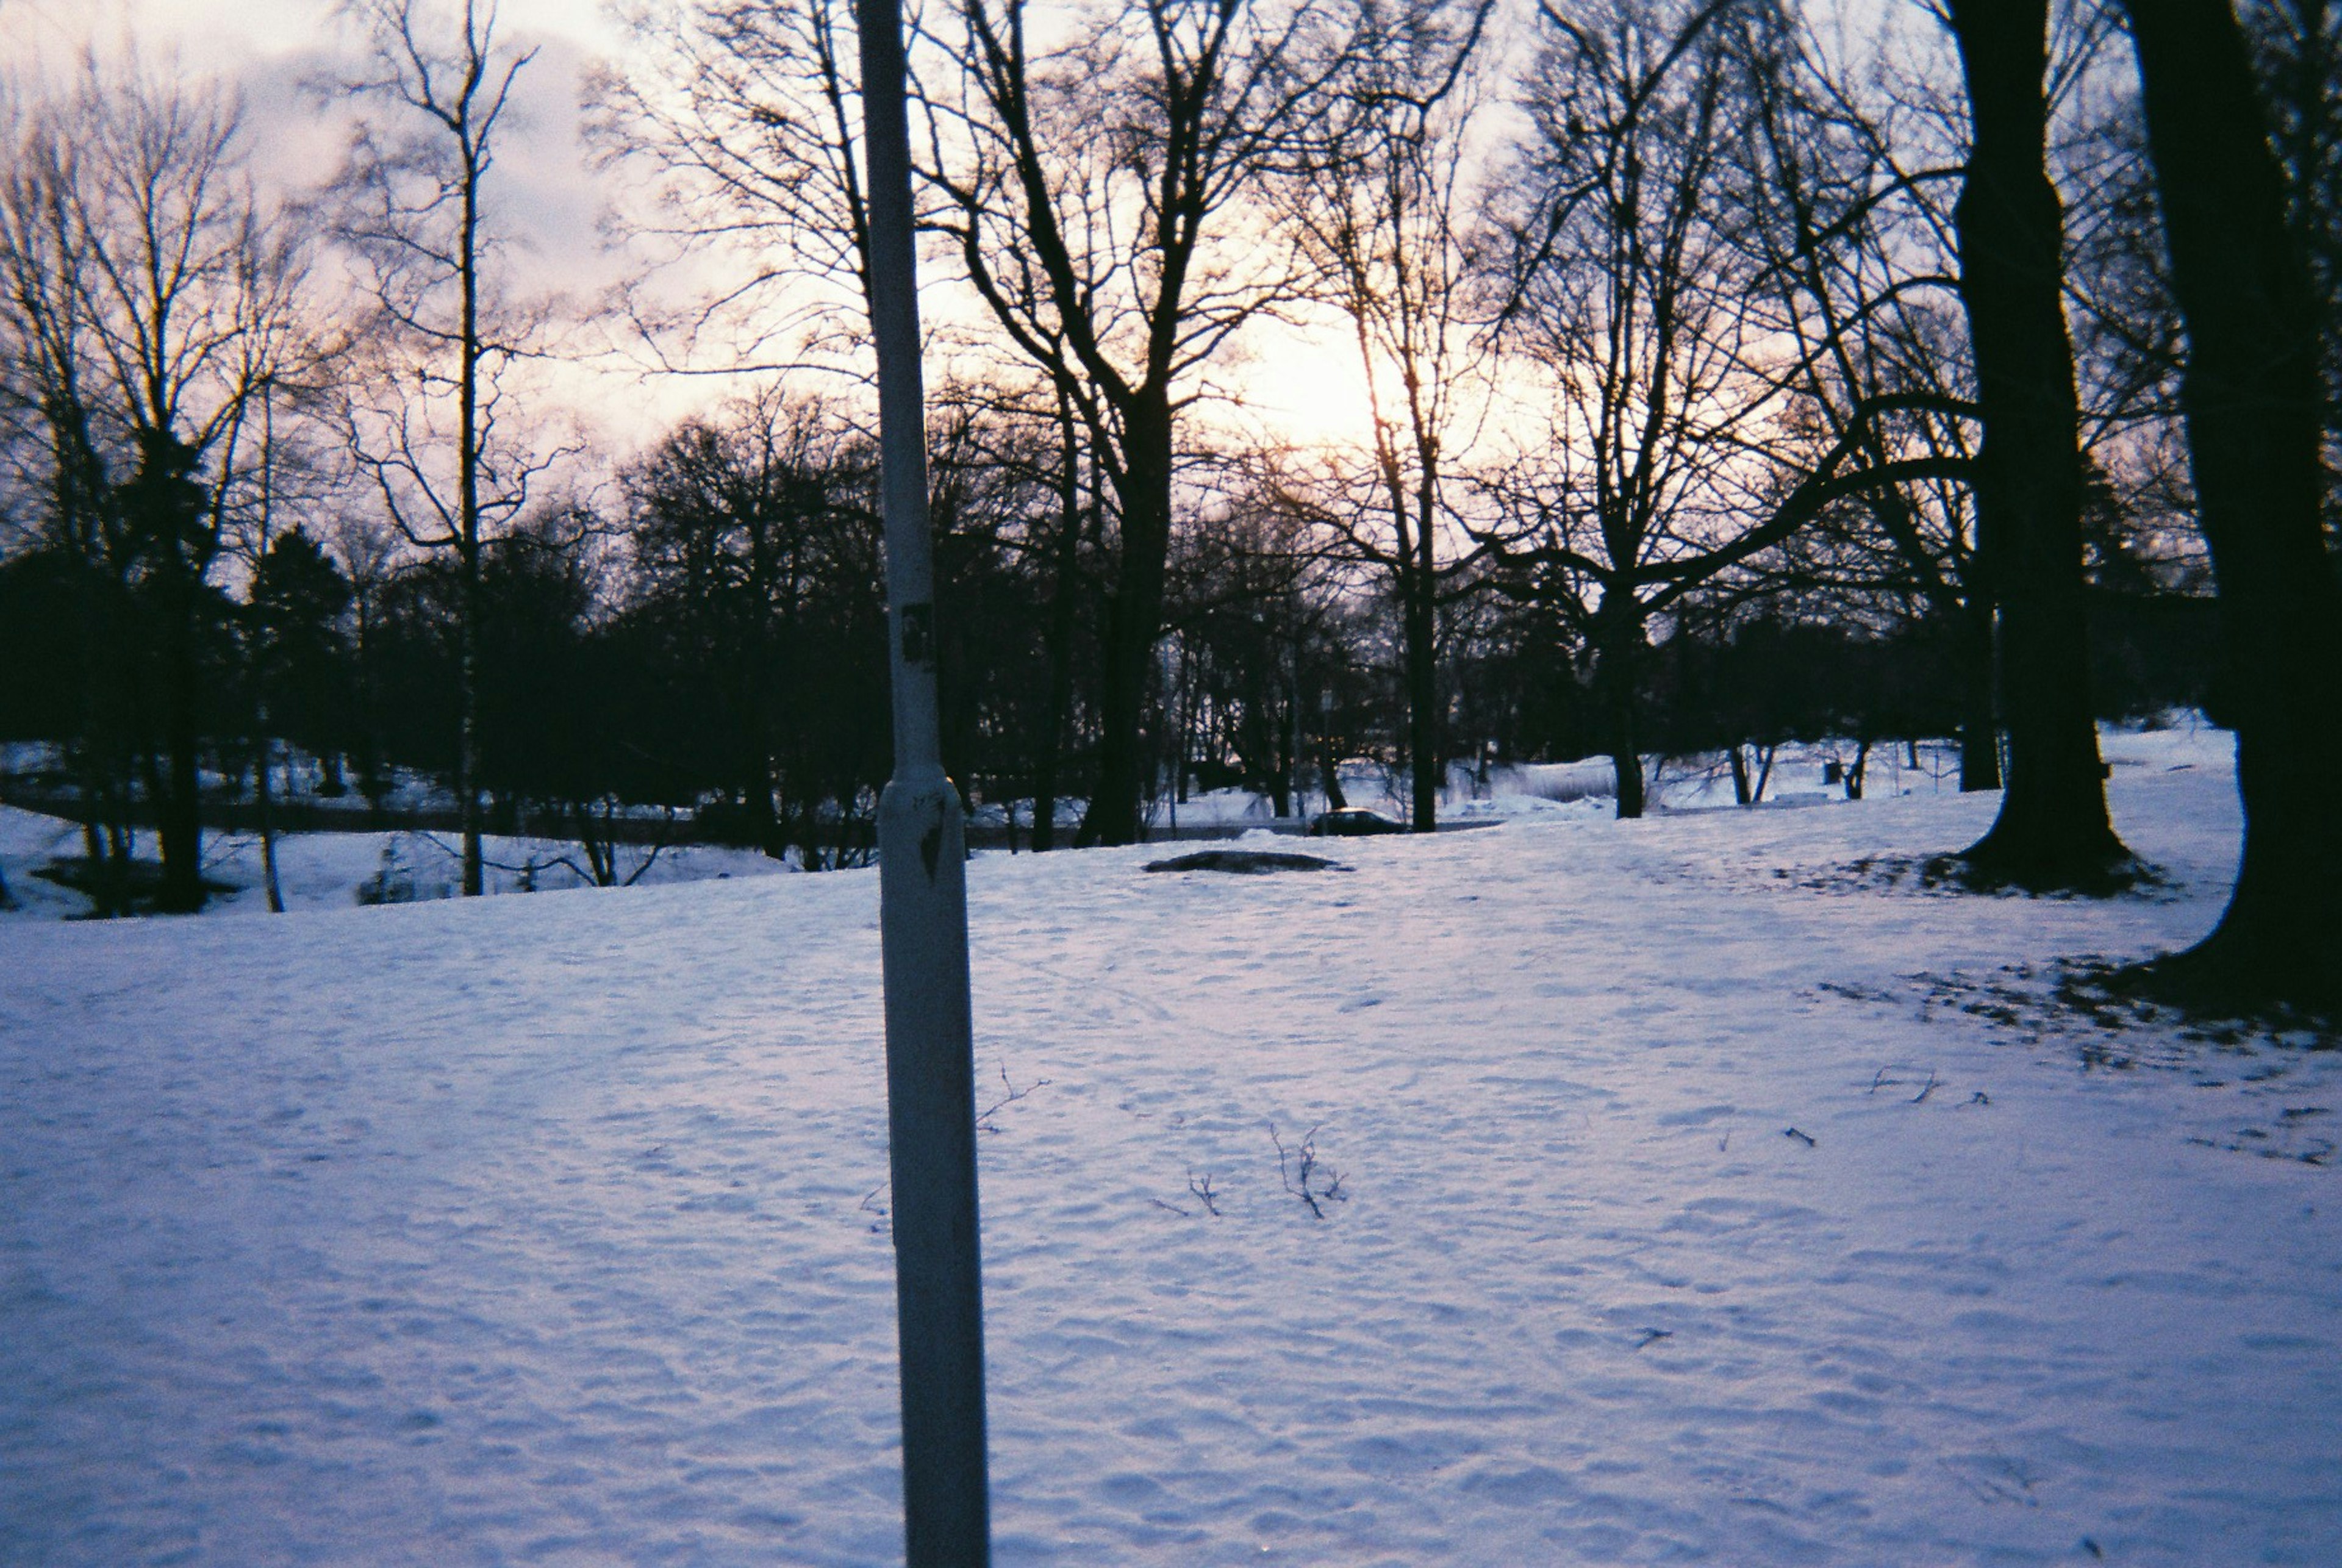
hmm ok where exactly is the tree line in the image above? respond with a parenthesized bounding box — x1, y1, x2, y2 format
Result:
(0, 0, 2333, 1005)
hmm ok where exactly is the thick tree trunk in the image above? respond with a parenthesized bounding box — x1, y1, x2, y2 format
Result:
(58, 413, 123, 906)
(2122, 0, 2342, 1004)
(71, 563, 115, 892)
(1031, 410, 1084, 854)
(1173, 642, 1196, 806)
(1403, 559, 1439, 831)
(1030, 581, 1076, 852)
(1391, 456, 1441, 832)
(1592, 596, 1647, 818)
(255, 712, 284, 914)
(1273, 690, 1294, 820)
(739, 604, 782, 857)
(73, 726, 120, 915)
(1319, 723, 1348, 812)
(1083, 393, 1173, 847)
(458, 543, 485, 897)
(744, 751, 780, 856)
(457, 150, 487, 898)
(1946, 0, 2125, 882)
(1958, 595, 2002, 791)
(157, 610, 205, 913)
(127, 431, 210, 915)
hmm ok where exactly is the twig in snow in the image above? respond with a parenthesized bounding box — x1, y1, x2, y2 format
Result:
(859, 1182, 889, 1233)
(1270, 1123, 1345, 1218)
(1633, 1328, 1673, 1351)
(1967, 1091, 1991, 1107)
(1869, 1064, 1939, 1099)
(1783, 1126, 1816, 1148)
(1149, 1197, 1193, 1218)
(977, 1059, 1051, 1133)
(1187, 1168, 1222, 1217)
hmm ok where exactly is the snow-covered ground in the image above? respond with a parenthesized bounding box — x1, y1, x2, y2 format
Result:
(0, 737, 1960, 920)
(4, 720, 2336, 1566)
(0, 809, 790, 919)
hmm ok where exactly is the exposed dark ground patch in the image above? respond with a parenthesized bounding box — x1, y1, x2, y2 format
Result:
(1816, 962, 2338, 1166)
(1777, 854, 2183, 902)
(1142, 850, 1348, 875)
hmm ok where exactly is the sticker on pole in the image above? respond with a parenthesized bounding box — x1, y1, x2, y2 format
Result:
(898, 602, 934, 665)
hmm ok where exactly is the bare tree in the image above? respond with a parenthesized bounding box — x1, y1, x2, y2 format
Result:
(331, 0, 568, 896)
(1279, 0, 1495, 830)
(923, 0, 1355, 844)
(622, 385, 870, 859)
(1494, 0, 1962, 816)
(0, 80, 126, 900)
(1, 54, 303, 912)
(591, 0, 875, 370)
(1725, 4, 2002, 790)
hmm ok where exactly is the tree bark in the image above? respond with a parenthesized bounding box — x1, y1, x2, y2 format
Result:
(1958, 593, 2002, 791)
(1031, 527, 1080, 852)
(129, 430, 210, 915)
(457, 143, 487, 899)
(159, 596, 206, 913)
(1319, 704, 1348, 811)
(2122, 0, 2342, 1004)
(1274, 681, 1295, 819)
(458, 539, 484, 896)
(1945, 0, 2126, 883)
(1031, 397, 1085, 854)
(1402, 528, 1439, 831)
(1083, 392, 1174, 847)
(255, 712, 284, 914)
(1593, 596, 1646, 818)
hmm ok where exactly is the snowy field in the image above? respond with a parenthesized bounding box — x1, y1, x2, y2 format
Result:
(4, 721, 2337, 1566)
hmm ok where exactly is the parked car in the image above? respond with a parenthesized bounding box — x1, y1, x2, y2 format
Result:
(1307, 807, 1408, 837)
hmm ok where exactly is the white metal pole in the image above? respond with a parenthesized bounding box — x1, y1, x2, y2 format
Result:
(856, 0, 991, 1558)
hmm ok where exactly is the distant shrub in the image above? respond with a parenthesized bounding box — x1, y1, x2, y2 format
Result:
(356, 840, 419, 906)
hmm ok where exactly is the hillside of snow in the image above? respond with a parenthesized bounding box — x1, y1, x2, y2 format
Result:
(4, 719, 2335, 1566)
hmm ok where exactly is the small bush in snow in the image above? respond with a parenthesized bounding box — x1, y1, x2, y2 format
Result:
(356, 841, 419, 906)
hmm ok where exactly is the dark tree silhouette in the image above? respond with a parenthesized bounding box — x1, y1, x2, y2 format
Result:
(0, 57, 301, 912)
(2120, 0, 2342, 1006)
(1941, 0, 2129, 887)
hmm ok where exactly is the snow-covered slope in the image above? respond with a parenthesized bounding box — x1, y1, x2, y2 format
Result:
(3, 721, 2335, 1566)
